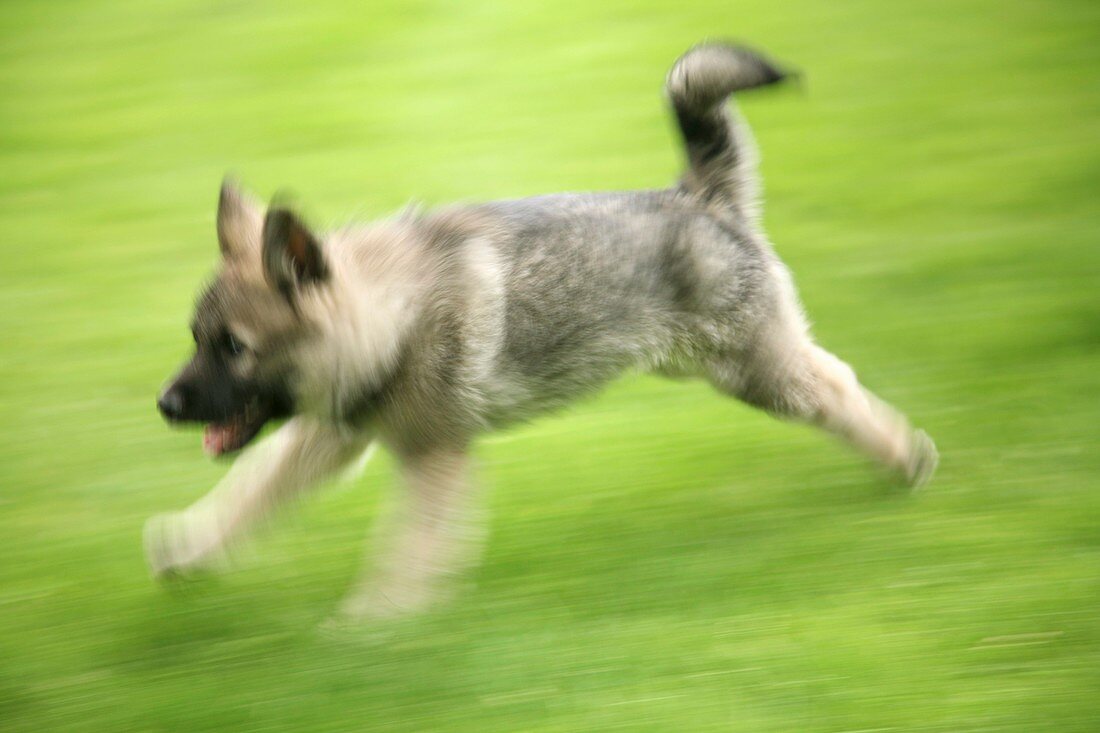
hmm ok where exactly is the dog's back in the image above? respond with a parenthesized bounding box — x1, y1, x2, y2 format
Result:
(475, 189, 772, 423)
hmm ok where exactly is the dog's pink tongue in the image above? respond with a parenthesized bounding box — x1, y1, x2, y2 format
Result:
(203, 423, 237, 457)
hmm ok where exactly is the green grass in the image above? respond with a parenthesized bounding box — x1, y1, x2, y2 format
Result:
(2, 0, 1099, 730)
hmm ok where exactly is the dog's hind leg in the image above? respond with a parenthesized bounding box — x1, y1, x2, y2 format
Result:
(335, 445, 484, 620)
(144, 417, 372, 579)
(707, 330, 937, 488)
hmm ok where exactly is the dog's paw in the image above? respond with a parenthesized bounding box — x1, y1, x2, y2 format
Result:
(332, 576, 458, 624)
(904, 429, 939, 490)
(334, 587, 416, 623)
(142, 512, 218, 582)
(143, 513, 192, 582)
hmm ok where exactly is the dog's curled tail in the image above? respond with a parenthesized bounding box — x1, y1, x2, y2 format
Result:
(667, 42, 791, 222)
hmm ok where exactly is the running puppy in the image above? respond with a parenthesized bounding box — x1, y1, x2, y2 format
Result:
(147, 43, 938, 619)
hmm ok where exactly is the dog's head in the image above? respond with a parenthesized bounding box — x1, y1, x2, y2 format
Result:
(157, 180, 330, 456)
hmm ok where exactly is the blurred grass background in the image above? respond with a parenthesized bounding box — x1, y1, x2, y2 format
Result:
(2, 0, 1099, 730)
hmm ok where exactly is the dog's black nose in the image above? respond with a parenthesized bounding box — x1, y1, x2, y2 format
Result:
(157, 389, 184, 421)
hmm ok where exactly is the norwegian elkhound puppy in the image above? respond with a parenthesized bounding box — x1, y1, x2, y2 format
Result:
(147, 43, 938, 620)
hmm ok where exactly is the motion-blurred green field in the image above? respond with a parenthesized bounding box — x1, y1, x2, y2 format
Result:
(2, 1, 1099, 730)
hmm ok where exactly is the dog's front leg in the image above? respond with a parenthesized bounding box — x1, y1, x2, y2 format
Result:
(337, 445, 484, 620)
(145, 417, 372, 579)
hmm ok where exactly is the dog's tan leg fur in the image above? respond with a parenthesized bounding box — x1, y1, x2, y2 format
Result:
(709, 325, 937, 488)
(801, 346, 937, 486)
(144, 417, 371, 578)
(336, 446, 483, 620)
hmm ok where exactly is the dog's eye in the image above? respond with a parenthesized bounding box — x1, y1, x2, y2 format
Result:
(224, 332, 245, 357)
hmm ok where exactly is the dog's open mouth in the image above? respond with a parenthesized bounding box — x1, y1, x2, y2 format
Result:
(202, 402, 269, 457)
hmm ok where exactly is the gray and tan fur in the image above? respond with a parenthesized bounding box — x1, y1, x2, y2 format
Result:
(147, 43, 938, 620)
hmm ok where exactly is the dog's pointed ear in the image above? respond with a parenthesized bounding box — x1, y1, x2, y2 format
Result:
(262, 207, 329, 298)
(217, 178, 262, 259)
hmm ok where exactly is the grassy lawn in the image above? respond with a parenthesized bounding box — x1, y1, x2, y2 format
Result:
(2, 0, 1098, 730)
